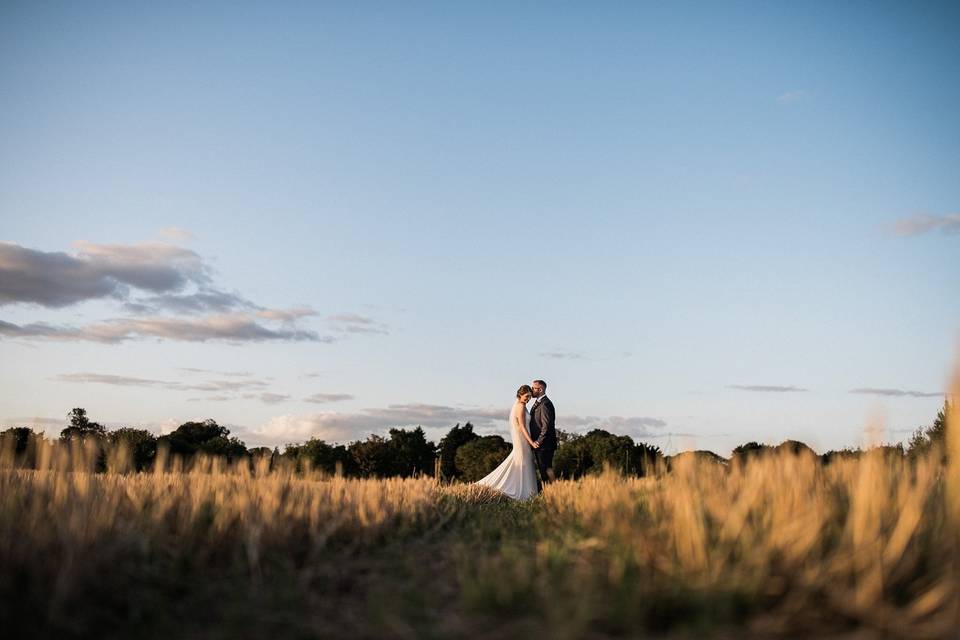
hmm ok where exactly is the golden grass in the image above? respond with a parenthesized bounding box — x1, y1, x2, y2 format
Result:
(2, 373, 958, 639)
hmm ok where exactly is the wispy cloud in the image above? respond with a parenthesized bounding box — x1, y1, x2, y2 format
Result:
(728, 385, 808, 393)
(178, 367, 254, 377)
(539, 350, 585, 360)
(1, 416, 65, 427)
(850, 387, 942, 398)
(560, 414, 668, 437)
(124, 289, 260, 315)
(777, 90, 811, 105)
(257, 307, 317, 322)
(243, 392, 291, 404)
(1, 313, 328, 343)
(327, 313, 389, 335)
(158, 227, 194, 241)
(53, 372, 271, 393)
(887, 213, 960, 237)
(304, 392, 354, 404)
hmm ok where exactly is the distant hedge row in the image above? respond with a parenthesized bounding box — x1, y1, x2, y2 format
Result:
(1, 401, 950, 479)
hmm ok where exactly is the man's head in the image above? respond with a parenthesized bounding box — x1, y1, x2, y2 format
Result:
(531, 379, 547, 398)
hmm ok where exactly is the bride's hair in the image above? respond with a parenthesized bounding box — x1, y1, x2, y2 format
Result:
(516, 384, 533, 399)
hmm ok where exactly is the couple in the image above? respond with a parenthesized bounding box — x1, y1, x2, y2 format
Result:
(475, 379, 556, 500)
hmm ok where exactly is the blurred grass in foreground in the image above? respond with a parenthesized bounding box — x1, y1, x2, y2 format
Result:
(1, 367, 958, 638)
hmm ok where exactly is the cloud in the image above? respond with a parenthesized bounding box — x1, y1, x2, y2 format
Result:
(539, 350, 585, 360)
(559, 414, 668, 437)
(246, 402, 669, 447)
(777, 90, 810, 105)
(327, 313, 389, 335)
(257, 306, 317, 321)
(850, 388, 942, 398)
(1, 313, 328, 343)
(887, 213, 960, 237)
(243, 392, 291, 404)
(53, 372, 270, 392)
(0, 240, 387, 347)
(178, 367, 254, 377)
(1, 416, 65, 427)
(125, 289, 259, 315)
(158, 227, 194, 241)
(247, 404, 510, 446)
(304, 393, 354, 404)
(728, 385, 808, 393)
(0, 241, 207, 308)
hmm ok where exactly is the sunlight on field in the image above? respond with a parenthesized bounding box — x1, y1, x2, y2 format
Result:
(3, 382, 959, 640)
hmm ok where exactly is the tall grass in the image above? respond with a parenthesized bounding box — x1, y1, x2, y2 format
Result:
(2, 374, 957, 638)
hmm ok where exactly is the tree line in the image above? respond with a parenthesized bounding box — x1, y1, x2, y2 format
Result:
(0, 401, 951, 479)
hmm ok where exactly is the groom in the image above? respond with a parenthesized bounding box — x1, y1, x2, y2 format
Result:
(528, 379, 556, 490)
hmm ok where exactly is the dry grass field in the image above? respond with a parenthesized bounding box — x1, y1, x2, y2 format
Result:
(3, 392, 959, 640)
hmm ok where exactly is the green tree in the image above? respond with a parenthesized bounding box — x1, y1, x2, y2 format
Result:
(157, 419, 247, 461)
(730, 441, 773, 462)
(437, 422, 479, 481)
(908, 400, 949, 459)
(387, 427, 436, 477)
(348, 435, 394, 477)
(454, 436, 510, 482)
(108, 428, 157, 471)
(0, 427, 45, 467)
(60, 408, 106, 441)
(284, 438, 354, 475)
(553, 429, 663, 479)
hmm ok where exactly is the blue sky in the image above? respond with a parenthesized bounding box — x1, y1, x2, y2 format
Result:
(2, 1, 958, 454)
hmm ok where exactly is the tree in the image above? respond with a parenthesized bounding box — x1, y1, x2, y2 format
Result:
(284, 438, 354, 475)
(908, 400, 950, 459)
(387, 427, 436, 477)
(553, 429, 663, 479)
(59, 408, 107, 471)
(437, 422, 479, 481)
(731, 441, 772, 461)
(455, 436, 510, 482)
(0, 427, 45, 467)
(60, 408, 106, 441)
(157, 419, 247, 461)
(108, 428, 157, 471)
(348, 435, 395, 477)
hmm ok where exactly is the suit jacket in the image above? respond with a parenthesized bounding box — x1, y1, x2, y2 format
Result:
(529, 396, 557, 451)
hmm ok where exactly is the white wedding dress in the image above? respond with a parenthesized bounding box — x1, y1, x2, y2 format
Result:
(474, 402, 538, 500)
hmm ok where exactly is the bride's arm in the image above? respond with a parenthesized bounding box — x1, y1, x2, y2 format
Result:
(515, 406, 538, 448)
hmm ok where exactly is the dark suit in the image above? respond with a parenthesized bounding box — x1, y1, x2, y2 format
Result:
(528, 395, 556, 488)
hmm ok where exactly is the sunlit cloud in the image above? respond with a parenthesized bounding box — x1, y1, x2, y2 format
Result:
(887, 213, 960, 237)
(246, 403, 667, 447)
(158, 227, 194, 241)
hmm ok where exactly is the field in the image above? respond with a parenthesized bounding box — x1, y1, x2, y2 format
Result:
(3, 420, 959, 640)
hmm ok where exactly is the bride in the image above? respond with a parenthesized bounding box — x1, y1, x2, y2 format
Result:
(474, 384, 540, 500)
